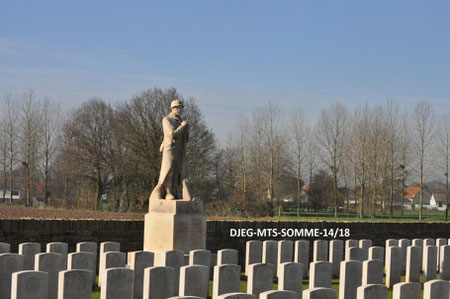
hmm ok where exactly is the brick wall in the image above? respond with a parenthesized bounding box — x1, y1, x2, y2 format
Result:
(2, 219, 449, 267)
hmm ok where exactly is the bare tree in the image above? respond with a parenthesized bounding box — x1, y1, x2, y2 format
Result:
(436, 112, 450, 221)
(412, 101, 435, 220)
(62, 98, 115, 210)
(341, 139, 354, 215)
(236, 115, 249, 201)
(19, 90, 42, 206)
(398, 113, 411, 215)
(316, 102, 348, 217)
(114, 88, 170, 208)
(249, 107, 267, 201)
(367, 105, 386, 217)
(263, 102, 285, 203)
(384, 100, 401, 218)
(351, 104, 370, 218)
(305, 129, 317, 211)
(0, 112, 7, 202)
(2, 93, 19, 204)
(40, 97, 61, 204)
(182, 98, 217, 200)
(289, 108, 308, 216)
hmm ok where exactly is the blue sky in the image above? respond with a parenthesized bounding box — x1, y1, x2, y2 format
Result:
(1, 1, 449, 141)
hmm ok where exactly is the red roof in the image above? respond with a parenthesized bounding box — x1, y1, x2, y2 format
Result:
(404, 187, 421, 200)
(301, 184, 310, 193)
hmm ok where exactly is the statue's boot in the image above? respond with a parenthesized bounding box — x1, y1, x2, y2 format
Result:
(149, 184, 165, 201)
(165, 187, 176, 200)
(182, 179, 193, 201)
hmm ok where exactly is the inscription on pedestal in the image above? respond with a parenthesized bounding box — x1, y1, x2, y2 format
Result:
(175, 218, 205, 250)
(144, 200, 207, 253)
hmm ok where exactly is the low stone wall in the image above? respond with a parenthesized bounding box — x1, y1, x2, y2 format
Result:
(1, 219, 449, 266)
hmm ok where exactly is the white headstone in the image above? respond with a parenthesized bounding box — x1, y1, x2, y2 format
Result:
(358, 239, 372, 261)
(18, 242, 41, 270)
(405, 246, 421, 283)
(345, 240, 358, 253)
(309, 261, 332, 288)
(263, 240, 278, 274)
(98, 241, 120, 287)
(245, 241, 262, 275)
(422, 238, 434, 272)
(302, 287, 335, 299)
(392, 282, 421, 299)
(212, 264, 241, 299)
(294, 240, 309, 277)
(155, 250, 184, 295)
(46, 242, 68, 270)
(385, 239, 398, 265)
(277, 240, 293, 276)
(189, 248, 211, 282)
(398, 239, 410, 273)
(58, 269, 92, 299)
(0, 242, 11, 253)
(100, 241, 120, 253)
(313, 240, 328, 262)
(436, 238, 447, 270)
(67, 252, 95, 284)
(143, 266, 175, 299)
(0, 253, 24, 299)
(128, 250, 154, 299)
(385, 246, 401, 288)
(356, 284, 387, 299)
(424, 238, 434, 246)
(247, 263, 275, 297)
(423, 245, 437, 282)
(217, 249, 238, 265)
(179, 265, 209, 298)
(440, 245, 450, 280)
(35, 252, 64, 299)
(339, 260, 362, 299)
(189, 249, 211, 267)
(11, 270, 48, 299)
(101, 267, 134, 299)
(329, 240, 343, 275)
(423, 279, 450, 299)
(260, 290, 297, 299)
(99, 251, 126, 290)
(278, 262, 303, 299)
(76, 241, 97, 279)
(346, 247, 362, 261)
(412, 239, 423, 247)
(362, 259, 383, 285)
(368, 246, 384, 261)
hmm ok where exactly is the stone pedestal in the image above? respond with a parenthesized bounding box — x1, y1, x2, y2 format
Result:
(144, 199, 206, 253)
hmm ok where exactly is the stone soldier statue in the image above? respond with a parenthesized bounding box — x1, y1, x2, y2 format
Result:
(150, 99, 193, 201)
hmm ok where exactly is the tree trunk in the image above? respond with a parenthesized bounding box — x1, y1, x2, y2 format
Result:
(96, 168, 102, 211)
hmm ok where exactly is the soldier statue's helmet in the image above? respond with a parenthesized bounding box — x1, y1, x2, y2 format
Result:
(170, 99, 184, 110)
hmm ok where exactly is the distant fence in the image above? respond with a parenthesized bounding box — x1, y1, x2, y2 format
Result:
(1, 219, 450, 266)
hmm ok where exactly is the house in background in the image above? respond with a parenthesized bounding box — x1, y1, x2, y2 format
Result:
(403, 186, 447, 210)
(430, 191, 449, 211)
(0, 189, 24, 205)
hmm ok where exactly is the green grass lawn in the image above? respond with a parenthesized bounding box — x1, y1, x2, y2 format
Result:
(213, 210, 450, 222)
(92, 272, 432, 299)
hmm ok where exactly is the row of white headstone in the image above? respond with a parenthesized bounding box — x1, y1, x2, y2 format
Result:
(0, 241, 238, 299)
(1, 238, 450, 299)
